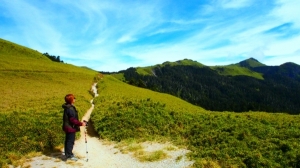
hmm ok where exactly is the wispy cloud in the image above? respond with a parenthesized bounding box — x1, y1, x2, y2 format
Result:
(271, 0, 300, 28)
(219, 0, 252, 9)
(117, 35, 136, 43)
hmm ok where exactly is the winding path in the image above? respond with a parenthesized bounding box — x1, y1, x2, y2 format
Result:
(26, 83, 193, 168)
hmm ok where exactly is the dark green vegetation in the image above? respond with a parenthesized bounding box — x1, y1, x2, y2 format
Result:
(92, 75, 300, 167)
(43, 52, 64, 63)
(118, 58, 300, 114)
(0, 38, 99, 167)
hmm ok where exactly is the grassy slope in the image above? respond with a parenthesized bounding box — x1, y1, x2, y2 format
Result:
(94, 75, 206, 113)
(211, 65, 264, 80)
(92, 75, 300, 167)
(0, 38, 99, 166)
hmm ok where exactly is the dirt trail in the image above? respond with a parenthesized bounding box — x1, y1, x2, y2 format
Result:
(26, 83, 194, 168)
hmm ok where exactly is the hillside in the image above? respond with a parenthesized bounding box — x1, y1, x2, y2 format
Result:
(0, 38, 99, 112)
(90, 75, 300, 167)
(0, 38, 99, 166)
(117, 58, 300, 114)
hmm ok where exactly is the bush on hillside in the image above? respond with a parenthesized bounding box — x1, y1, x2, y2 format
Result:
(43, 52, 63, 63)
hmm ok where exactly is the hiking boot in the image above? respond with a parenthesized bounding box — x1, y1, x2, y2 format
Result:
(68, 156, 78, 161)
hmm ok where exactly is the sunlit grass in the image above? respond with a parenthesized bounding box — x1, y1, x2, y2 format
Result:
(134, 150, 168, 162)
(211, 65, 264, 79)
(0, 38, 100, 167)
(136, 67, 154, 75)
(94, 75, 206, 114)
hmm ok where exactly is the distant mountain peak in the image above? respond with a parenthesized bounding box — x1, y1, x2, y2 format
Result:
(248, 57, 259, 62)
(281, 62, 299, 66)
(236, 57, 266, 68)
(161, 59, 204, 67)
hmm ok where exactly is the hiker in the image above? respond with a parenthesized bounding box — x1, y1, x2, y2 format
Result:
(62, 94, 86, 161)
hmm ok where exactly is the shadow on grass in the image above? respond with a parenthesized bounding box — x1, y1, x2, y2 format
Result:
(41, 120, 99, 163)
(86, 119, 99, 138)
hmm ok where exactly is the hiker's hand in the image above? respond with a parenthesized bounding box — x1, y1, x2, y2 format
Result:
(82, 122, 86, 126)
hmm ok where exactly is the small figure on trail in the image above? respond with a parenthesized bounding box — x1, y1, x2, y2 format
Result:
(62, 94, 86, 161)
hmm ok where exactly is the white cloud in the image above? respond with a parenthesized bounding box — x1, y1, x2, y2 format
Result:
(246, 47, 267, 60)
(117, 35, 136, 43)
(169, 19, 205, 25)
(148, 28, 180, 36)
(265, 36, 300, 56)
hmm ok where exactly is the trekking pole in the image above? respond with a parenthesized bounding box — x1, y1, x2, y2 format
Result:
(83, 120, 89, 162)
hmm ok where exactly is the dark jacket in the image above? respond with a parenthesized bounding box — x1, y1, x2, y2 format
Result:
(62, 103, 83, 133)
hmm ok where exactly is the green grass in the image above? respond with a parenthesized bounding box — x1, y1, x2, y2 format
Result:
(111, 73, 126, 81)
(211, 65, 264, 79)
(136, 67, 155, 76)
(0, 38, 100, 167)
(93, 75, 205, 113)
(114, 139, 168, 162)
(91, 75, 300, 167)
(135, 150, 168, 162)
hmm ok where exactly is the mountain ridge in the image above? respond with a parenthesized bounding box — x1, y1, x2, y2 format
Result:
(117, 58, 300, 114)
(119, 57, 299, 81)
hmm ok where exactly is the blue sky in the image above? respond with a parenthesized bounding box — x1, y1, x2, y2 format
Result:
(1, 0, 300, 72)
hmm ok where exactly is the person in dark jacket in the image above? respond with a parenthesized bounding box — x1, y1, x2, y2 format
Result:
(62, 94, 86, 161)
